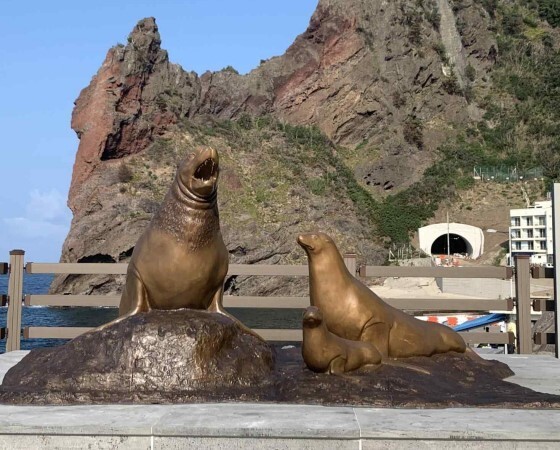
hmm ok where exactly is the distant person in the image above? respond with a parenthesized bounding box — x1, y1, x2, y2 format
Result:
(506, 317, 517, 354)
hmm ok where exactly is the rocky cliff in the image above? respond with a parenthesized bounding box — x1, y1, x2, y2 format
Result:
(55, 0, 501, 295)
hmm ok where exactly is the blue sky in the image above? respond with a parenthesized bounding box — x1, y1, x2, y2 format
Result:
(0, 0, 318, 262)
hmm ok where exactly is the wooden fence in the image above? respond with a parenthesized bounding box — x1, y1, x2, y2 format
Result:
(2, 250, 540, 353)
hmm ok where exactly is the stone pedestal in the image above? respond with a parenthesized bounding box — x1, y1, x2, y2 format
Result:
(0, 310, 275, 404)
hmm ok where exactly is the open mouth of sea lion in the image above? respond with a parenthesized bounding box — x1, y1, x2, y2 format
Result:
(177, 146, 220, 200)
(194, 158, 218, 182)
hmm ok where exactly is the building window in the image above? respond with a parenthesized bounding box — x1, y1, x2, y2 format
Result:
(526, 217, 533, 226)
(514, 242, 522, 250)
(527, 230, 533, 238)
(511, 230, 520, 238)
(541, 241, 547, 250)
(539, 217, 546, 226)
(539, 229, 546, 238)
(528, 242, 534, 250)
(512, 217, 520, 226)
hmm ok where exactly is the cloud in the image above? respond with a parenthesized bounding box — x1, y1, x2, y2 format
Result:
(2, 217, 69, 239)
(1, 188, 71, 245)
(26, 189, 68, 221)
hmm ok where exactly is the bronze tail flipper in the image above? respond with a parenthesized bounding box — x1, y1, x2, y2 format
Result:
(93, 265, 150, 332)
(208, 287, 265, 342)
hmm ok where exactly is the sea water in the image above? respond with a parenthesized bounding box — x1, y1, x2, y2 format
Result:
(0, 274, 302, 353)
(0, 274, 118, 353)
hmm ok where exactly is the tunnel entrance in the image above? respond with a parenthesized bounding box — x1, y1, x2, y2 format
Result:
(430, 233, 469, 256)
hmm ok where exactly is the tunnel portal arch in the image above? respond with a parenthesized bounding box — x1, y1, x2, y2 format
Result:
(430, 233, 472, 256)
(418, 223, 484, 259)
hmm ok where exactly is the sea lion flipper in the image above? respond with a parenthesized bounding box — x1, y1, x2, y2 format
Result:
(119, 266, 150, 316)
(95, 268, 150, 332)
(208, 288, 266, 342)
(383, 360, 431, 375)
(207, 286, 227, 314)
(93, 304, 144, 332)
(328, 356, 346, 374)
(360, 321, 390, 358)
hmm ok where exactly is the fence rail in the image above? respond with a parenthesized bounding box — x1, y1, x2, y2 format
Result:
(22, 294, 513, 312)
(359, 265, 512, 279)
(1, 251, 537, 352)
(18, 326, 513, 346)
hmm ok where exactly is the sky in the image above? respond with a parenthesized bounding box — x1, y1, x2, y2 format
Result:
(0, 0, 318, 262)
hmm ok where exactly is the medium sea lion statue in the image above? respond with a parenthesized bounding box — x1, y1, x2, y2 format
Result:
(98, 146, 259, 338)
(302, 306, 382, 374)
(297, 232, 466, 359)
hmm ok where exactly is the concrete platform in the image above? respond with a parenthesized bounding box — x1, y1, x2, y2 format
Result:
(0, 351, 559, 449)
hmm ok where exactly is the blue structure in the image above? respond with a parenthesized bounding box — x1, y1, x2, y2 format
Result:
(452, 313, 507, 332)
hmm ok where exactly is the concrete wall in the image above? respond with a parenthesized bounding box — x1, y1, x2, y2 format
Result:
(437, 278, 514, 299)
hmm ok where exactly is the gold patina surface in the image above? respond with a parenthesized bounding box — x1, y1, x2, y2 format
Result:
(298, 232, 466, 373)
(97, 147, 257, 339)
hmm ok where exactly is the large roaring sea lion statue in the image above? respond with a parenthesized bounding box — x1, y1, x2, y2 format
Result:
(99, 147, 258, 337)
(297, 232, 466, 368)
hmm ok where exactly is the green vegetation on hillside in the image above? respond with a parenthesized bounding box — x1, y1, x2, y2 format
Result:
(130, 0, 560, 250)
(375, 0, 560, 244)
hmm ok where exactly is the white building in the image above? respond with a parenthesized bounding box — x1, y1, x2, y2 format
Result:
(418, 223, 484, 259)
(509, 200, 553, 266)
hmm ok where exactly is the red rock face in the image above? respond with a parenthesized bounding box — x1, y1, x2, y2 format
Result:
(68, 18, 193, 212)
(70, 47, 121, 210)
(59, 0, 497, 288)
(68, 2, 496, 210)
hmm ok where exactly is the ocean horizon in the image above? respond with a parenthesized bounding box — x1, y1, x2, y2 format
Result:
(0, 274, 301, 353)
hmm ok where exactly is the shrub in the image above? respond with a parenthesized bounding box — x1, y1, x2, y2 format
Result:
(502, 10, 524, 35)
(237, 113, 253, 130)
(392, 91, 406, 108)
(308, 176, 329, 196)
(402, 8, 423, 45)
(408, 18, 423, 45)
(117, 163, 134, 183)
(478, 0, 498, 18)
(403, 115, 424, 149)
(434, 42, 447, 59)
(425, 7, 441, 30)
(464, 84, 475, 102)
(442, 71, 462, 95)
(222, 65, 239, 75)
(542, 33, 554, 47)
(535, 0, 560, 27)
(465, 64, 476, 82)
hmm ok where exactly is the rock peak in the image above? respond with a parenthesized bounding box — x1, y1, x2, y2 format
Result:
(128, 17, 160, 45)
(125, 17, 163, 66)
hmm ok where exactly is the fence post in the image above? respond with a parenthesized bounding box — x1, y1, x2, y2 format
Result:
(514, 254, 532, 354)
(344, 253, 357, 278)
(553, 183, 560, 358)
(6, 250, 24, 352)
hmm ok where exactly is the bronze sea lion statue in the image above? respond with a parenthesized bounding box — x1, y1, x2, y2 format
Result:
(297, 232, 466, 360)
(99, 147, 259, 338)
(302, 306, 382, 374)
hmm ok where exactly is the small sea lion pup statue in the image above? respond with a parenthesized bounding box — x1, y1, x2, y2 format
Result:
(302, 306, 382, 374)
(298, 232, 466, 372)
(99, 147, 259, 338)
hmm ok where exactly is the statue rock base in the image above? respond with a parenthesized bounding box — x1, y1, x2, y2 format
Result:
(1, 319, 560, 408)
(0, 310, 275, 404)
